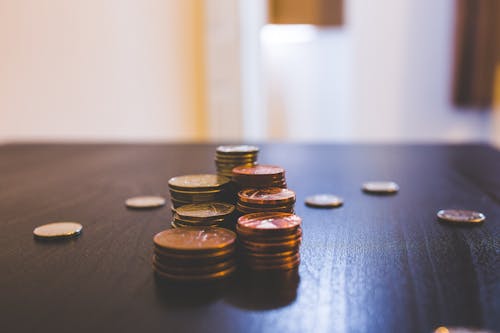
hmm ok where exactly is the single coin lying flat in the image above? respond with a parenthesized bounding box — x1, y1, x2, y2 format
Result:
(362, 181, 399, 194)
(305, 194, 343, 208)
(33, 222, 83, 240)
(125, 196, 166, 209)
(437, 209, 485, 225)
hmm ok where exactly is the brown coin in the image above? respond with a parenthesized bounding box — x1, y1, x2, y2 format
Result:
(237, 227, 302, 243)
(239, 238, 302, 252)
(154, 244, 235, 261)
(305, 194, 343, 208)
(153, 255, 235, 274)
(246, 257, 300, 271)
(175, 202, 235, 220)
(168, 174, 230, 191)
(237, 212, 302, 235)
(216, 145, 259, 155)
(437, 209, 486, 224)
(243, 252, 300, 266)
(434, 327, 495, 333)
(232, 165, 284, 177)
(238, 187, 296, 205)
(153, 265, 237, 282)
(243, 249, 298, 259)
(153, 227, 236, 253)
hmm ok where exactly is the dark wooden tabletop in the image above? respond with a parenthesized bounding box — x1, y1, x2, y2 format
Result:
(0, 143, 498, 333)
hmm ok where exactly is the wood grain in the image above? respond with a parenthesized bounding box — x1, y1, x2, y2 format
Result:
(0, 144, 498, 333)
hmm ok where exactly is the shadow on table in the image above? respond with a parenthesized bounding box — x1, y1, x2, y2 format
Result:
(224, 268, 300, 310)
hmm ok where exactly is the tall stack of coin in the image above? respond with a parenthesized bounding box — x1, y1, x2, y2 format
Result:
(236, 188, 296, 214)
(232, 165, 287, 189)
(171, 202, 236, 229)
(215, 145, 259, 178)
(168, 174, 231, 208)
(153, 227, 237, 282)
(237, 212, 302, 271)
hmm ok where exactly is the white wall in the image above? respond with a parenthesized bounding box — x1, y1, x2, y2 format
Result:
(261, 0, 497, 143)
(0, 0, 205, 142)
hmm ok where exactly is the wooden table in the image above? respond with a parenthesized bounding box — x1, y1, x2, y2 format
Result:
(1, 144, 498, 333)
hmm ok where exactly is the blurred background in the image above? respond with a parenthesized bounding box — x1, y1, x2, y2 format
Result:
(0, 0, 499, 145)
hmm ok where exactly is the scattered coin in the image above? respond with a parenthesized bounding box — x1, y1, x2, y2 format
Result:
(125, 196, 166, 209)
(362, 181, 399, 194)
(437, 209, 485, 224)
(305, 194, 343, 208)
(434, 326, 495, 333)
(33, 222, 83, 240)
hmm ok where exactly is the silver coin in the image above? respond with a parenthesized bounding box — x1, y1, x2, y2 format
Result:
(362, 181, 399, 194)
(216, 145, 259, 154)
(305, 194, 343, 208)
(125, 196, 166, 209)
(33, 222, 83, 239)
(437, 209, 485, 224)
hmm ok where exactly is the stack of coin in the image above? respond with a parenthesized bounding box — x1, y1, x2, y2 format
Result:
(171, 202, 236, 229)
(215, 145, 259, 178)
(236, 187, 296, 214)
(153, 227, 237, 282)
(168, 174, 231, 208)
(237, 212, 302, 271)
(232, 165, 287, 189)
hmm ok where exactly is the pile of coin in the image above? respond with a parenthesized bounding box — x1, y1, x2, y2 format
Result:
(232, 165, 287, 189)
(171, 202, 236, 229)
(153, 227, 237, 282)
(236, 187, 296, 214)
(215, 145, 259, 178)
(168, 174, 231, 208)
(237, 212, 302, 271)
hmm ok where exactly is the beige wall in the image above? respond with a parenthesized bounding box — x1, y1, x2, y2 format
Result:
(0, 0, 206, 142)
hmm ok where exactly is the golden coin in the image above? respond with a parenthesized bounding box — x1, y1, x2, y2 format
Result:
(362, 181, 399, 194)
(33, 222, 83, 239)
(232, 165, 284, 177)
(305, 194, 343, 208)
(216, 145, 259, 155)
(176, 202, 235, 220)
(242, 249, 298, 259)
(237, 212, 302, 236)
(125, 196, 166, 209)
(153, 227, 236, 253)
(238, 187, 295, 205)
(437, 209, 485, 224)
(153, 265, 237, 282)
(168, 174, 230, 191)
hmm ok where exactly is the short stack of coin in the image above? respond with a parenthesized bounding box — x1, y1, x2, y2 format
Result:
(237, 212, 302, 271)
(232, 165, 287, 189)
(153, 227, 237, 282)
(168, 174, 231, 208)
(171, 202, 236, 229)
(215, 145, 259, 178)
(236, 187, 296, 214)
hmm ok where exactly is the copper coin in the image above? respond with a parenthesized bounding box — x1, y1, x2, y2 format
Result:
(242, 249, 297, 259)
(434, 327, 495, 333)
(237, 212, 302, 235)
(125, 196, 166, 209)
(238, 187, 296, 205)
(153, 265, 237, 282)
(437, 209, 485, 224)
(153, 227, 236, 253)
(33, 222, 83, 239)
(168, 174, 230, 191)
(243, 252, 300, 266)
(216, 145, 259, 155)
(153, 255, 235, 274)
(239, 238, 302, 252)
(232, 165, 284, 177)
(246, 257, 300, 271)
(175, 202, 235, 220)
(305, 194, 343, 208)
(362, 181, 399, 194)
(237, 226, 302, 243)
(154, 244, 235, 261)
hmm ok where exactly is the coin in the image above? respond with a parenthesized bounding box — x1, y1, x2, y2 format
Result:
(434, 327, 495, 333)
(153, 255, 236, 274)
(153, 227, 236, 253)
(237, 227, 302, 243)
(238, 188, 296, 205)
(175, 202, 235, 220)
(33, 222, 83, 239)
(239, 238, 302, 252)
(437, 209, 486, 224)
(168, 174, 230, 191)
(232, 165, 284, 177)
(362, 181, 399, 194)
(216, 145, 259, 155)
(305, 194, 343, 208)
(153, 265, 236, 282)
(237, 212, 302, 235)
(125, 196, 166, 209)
(154, 246, 235, 263)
